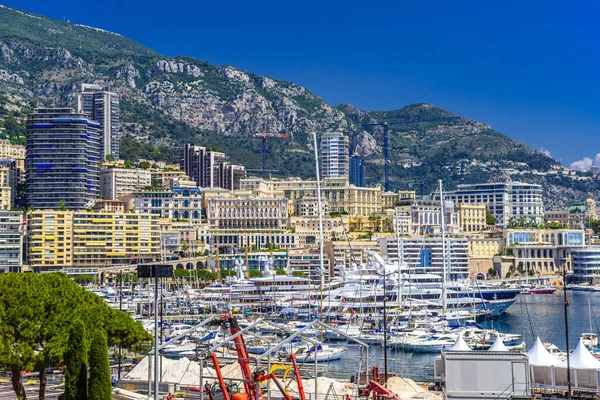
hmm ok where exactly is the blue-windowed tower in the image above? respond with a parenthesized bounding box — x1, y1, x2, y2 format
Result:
(25, 108, 101, 210)
(349, 155, 366, 187)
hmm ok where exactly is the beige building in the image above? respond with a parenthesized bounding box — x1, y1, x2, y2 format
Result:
(100, 167, 152, 200)
(456, 203, 487, 233)
(0, 140, 25, 159)
(294, 197, 329, 217)
(27, 210, 160, 270)
(152, 170, 193, 188)
(0, 166, 11, 210)
(469, 237, 503, 277)
(492, 228, 586, 277)
(382, 190, 416, 209)
(240, 177, 382, 217)
(291, 215, 349, 245)
(93, 200, 126, 213)
(206, 191, 288, 230)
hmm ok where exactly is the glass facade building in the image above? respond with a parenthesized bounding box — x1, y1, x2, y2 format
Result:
(25, 108, 101, 210)
(349, 155, 365, 187)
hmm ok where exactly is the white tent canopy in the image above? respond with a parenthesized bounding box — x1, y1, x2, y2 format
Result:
(527, 337, 560, 366)
(559, 338, 600, 369)
(449, 332, 471, 351)
(489, 337, 509, 351)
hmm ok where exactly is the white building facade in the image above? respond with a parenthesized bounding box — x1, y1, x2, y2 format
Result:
(446, 182, 544, 227)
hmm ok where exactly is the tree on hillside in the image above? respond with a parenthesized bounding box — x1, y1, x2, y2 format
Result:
(64, 320, 88, 400)
(88, 330, 111, 400)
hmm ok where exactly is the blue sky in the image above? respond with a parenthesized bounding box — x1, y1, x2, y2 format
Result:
(3, 0, 599, 167)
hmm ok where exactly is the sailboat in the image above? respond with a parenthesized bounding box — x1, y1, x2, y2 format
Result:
(580, 297, 598, 349)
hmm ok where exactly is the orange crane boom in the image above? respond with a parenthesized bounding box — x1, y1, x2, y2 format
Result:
(208, 314, 307, 400)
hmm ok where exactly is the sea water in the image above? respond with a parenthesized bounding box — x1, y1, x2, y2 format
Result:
(322, 290, 600, 382)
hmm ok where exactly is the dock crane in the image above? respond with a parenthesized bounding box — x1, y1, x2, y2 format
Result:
(361, 123, 390, 192)
(208, 314, 306, 400)
(249, 132, 289, 179)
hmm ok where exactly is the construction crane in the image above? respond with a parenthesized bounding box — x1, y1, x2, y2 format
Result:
(361, 123, 390, 192)
(246, 169, 280, 180)
(249, 132, 289, 179)
(208, 314, 306, 400)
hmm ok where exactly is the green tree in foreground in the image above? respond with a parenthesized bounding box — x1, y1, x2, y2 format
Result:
(74, 274, 95, 285)
(88, 330, 112, 400)
(64, 320, 88, 400)
(0, 273, 151, 400)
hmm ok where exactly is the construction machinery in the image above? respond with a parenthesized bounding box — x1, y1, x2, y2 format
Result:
(359, 380, 401, 400)
(358, 366, 401, 400)
(208, 314, 306, 400)
(361, 123, 389, 192)
(249, 132, 288, 179)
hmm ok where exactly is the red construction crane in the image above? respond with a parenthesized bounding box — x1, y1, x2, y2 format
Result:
(248, 132, 289, 179)
(209, 314, 306, 400)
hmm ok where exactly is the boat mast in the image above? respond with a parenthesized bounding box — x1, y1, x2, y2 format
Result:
(589, 297, 593, 334)
(395, 208, 402, 311)
(439, 180, 448, 314)
(313, 132, 325, 320)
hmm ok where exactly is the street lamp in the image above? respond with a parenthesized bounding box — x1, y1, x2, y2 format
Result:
(563, 265, 572, 400)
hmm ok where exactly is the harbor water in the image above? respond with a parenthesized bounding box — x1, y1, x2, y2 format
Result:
(323, 290, 600, 382)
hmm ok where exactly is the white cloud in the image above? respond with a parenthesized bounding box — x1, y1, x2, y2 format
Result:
(539, 148, 552, 157)
(570, 156, 594, 171)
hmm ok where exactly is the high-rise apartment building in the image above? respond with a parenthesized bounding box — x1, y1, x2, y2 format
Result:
(349, 155, 365, 187)
(25, 108, 101, 210)
(446, 182, 544, 227)
(321, 132, 349, 178)
(77, 83, 120, 160)
(180, 144, 245, 190)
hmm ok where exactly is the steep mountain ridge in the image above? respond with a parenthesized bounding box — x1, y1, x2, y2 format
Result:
(0, 4, 596, 206)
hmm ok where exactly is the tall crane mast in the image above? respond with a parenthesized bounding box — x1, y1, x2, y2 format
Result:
(361, 122, 389, 192)
(249, 132, 288, 179)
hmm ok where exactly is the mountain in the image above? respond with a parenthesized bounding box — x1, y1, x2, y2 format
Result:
(0, 4, 596, 207)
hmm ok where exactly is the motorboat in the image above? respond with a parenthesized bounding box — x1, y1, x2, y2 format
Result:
(581, 332, 598, 349)
(527, 285, 557, 294)
(401, 333, 459, 353)
(278, 343, 346, 362)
